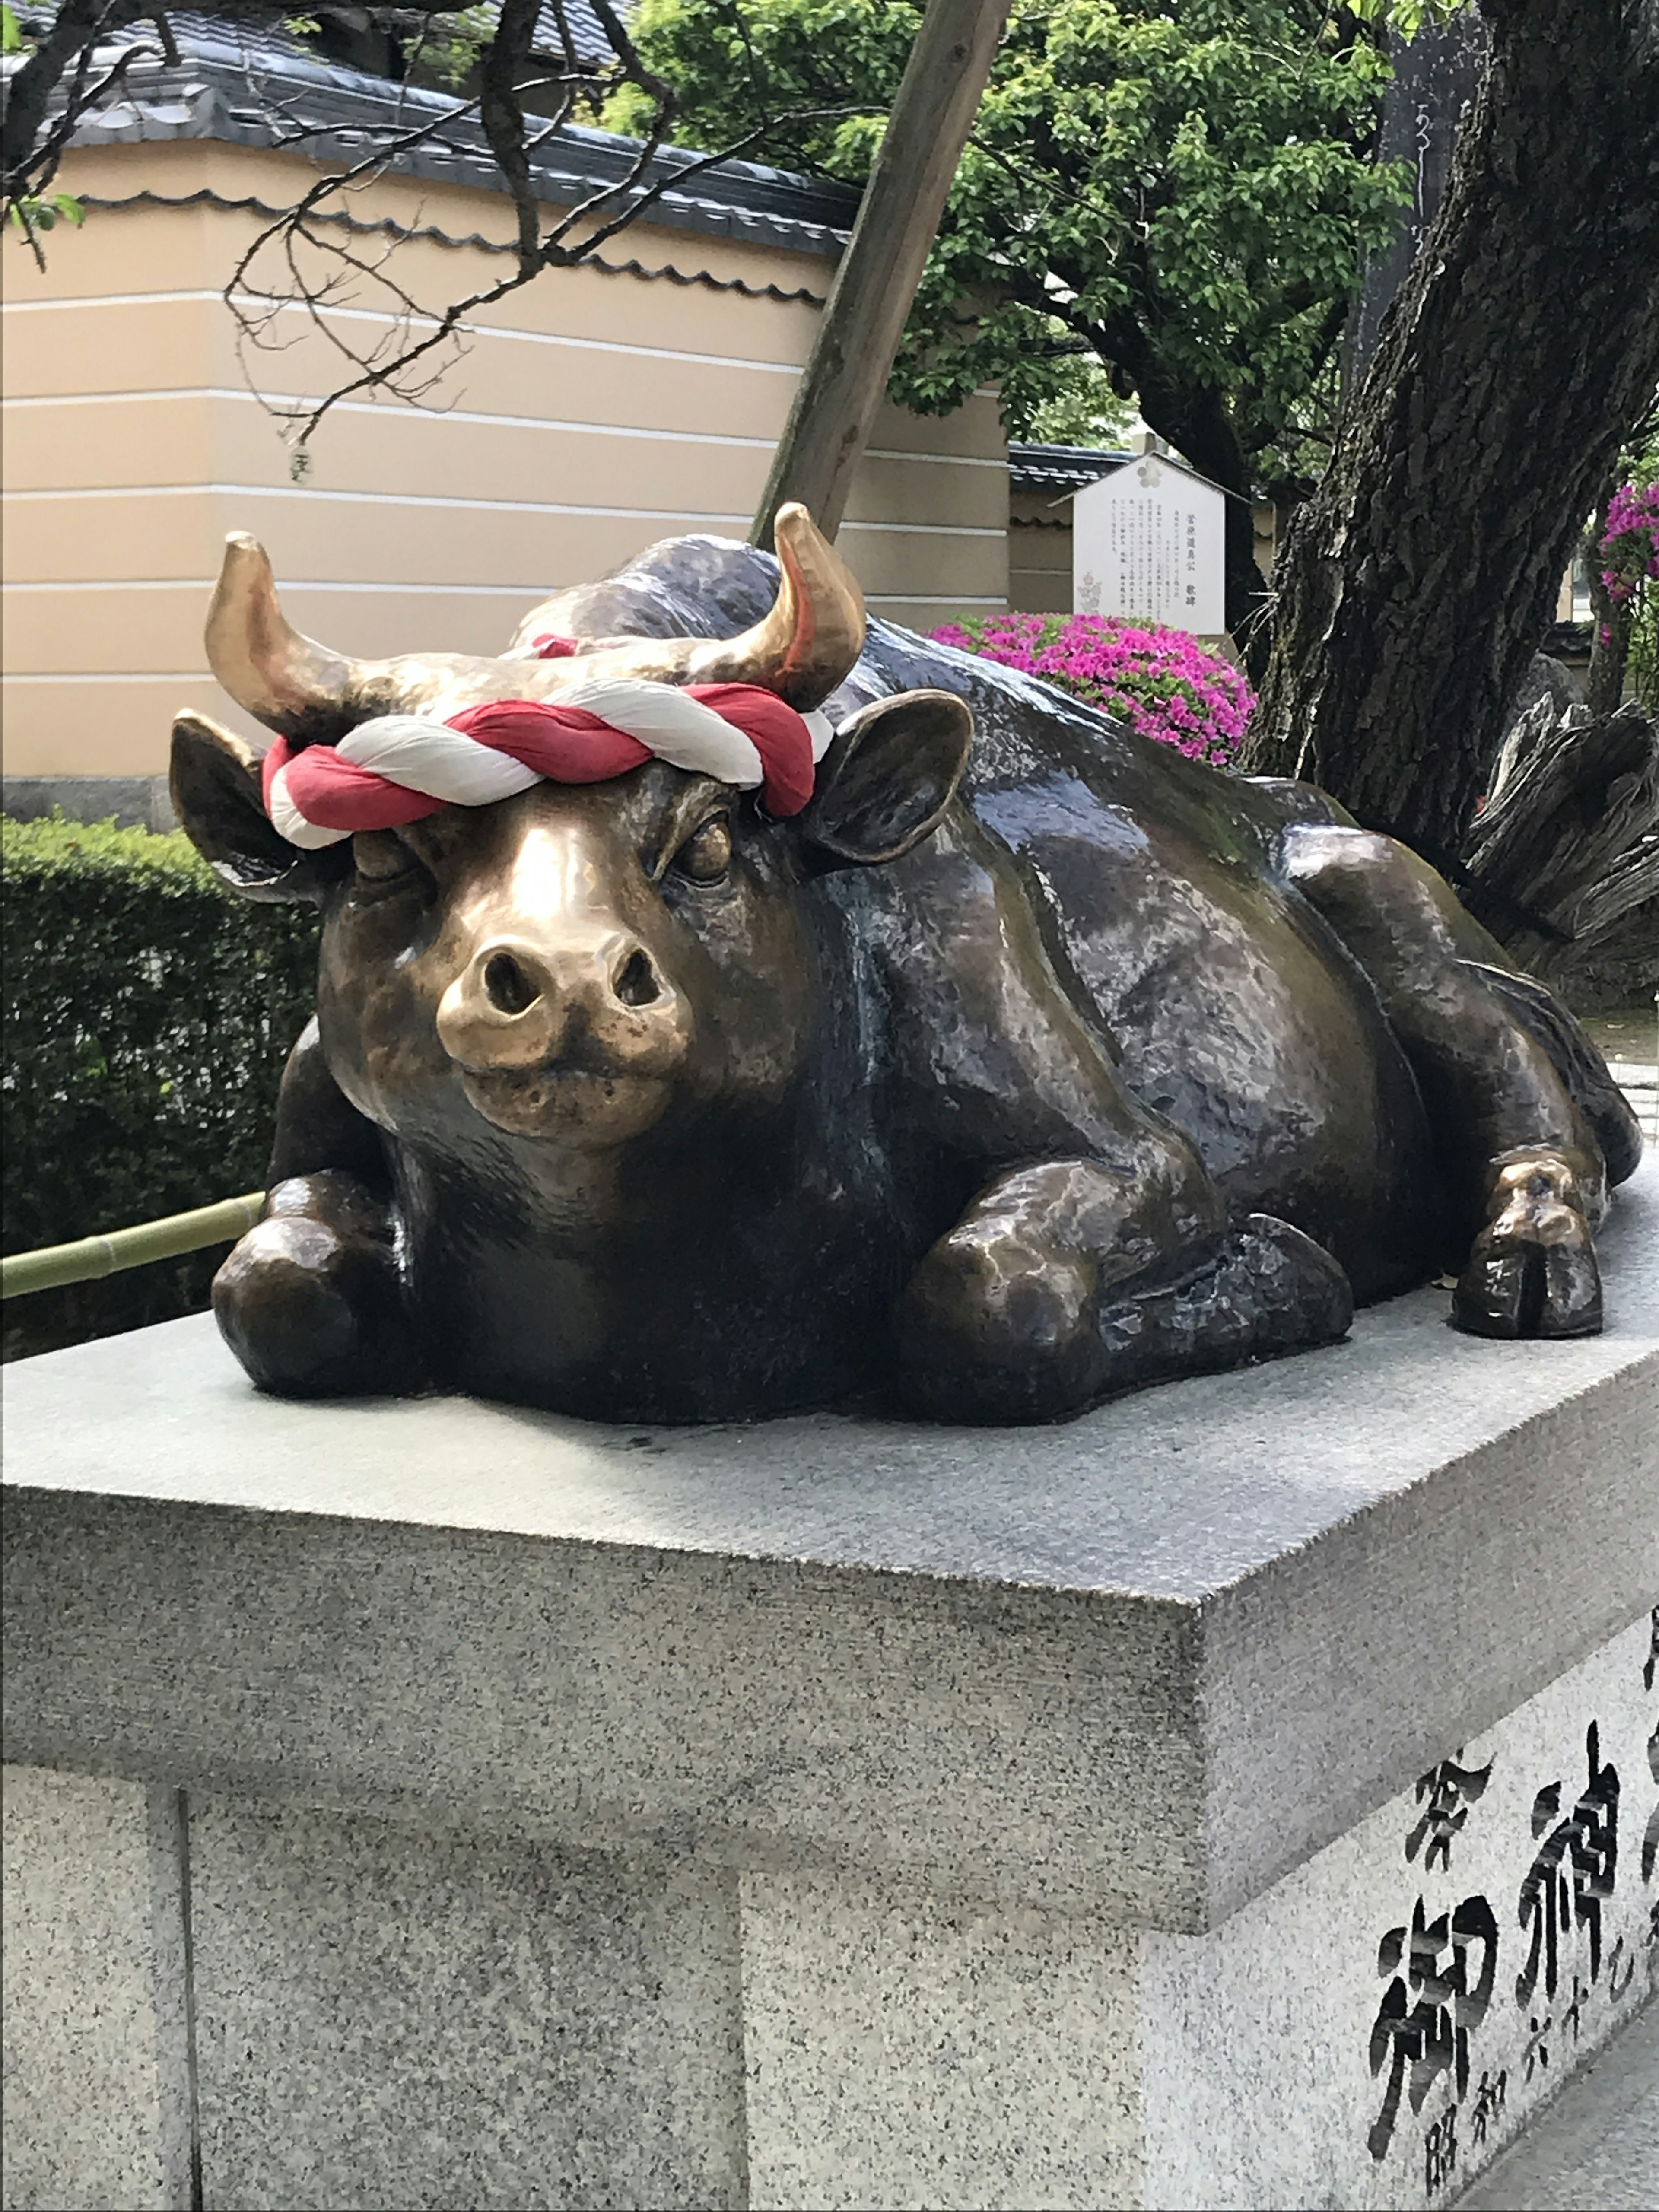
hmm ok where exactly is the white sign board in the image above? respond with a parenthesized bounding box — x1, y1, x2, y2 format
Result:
(1072, 454, 1226, 633)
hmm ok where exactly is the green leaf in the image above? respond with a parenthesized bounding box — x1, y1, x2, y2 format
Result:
(623, 0, 1408, 481)
(0, 5, 25, 57)
(53, 194, 85, 226)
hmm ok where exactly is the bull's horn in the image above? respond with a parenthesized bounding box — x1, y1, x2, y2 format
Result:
(690, 503, 865, 707)
(205, 534, 362, 736)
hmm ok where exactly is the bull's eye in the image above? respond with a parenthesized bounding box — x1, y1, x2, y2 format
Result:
(352, 830, 418, 884)
(674, 815, 732, 884)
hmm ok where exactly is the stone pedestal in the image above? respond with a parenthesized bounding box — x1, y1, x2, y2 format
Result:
(4, 1159, 1656, 2211)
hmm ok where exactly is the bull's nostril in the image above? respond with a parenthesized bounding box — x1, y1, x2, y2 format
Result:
(615, 949, 661, 1008)
(483, 951, 538, 1016)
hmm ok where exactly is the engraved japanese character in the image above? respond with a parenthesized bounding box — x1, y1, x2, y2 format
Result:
(1469, 2067, 1507, 2148)
(1367, 1894, 1498, 2161)
(1608, 1934, 1635, 2003)
(1516, 1722, 1620, 2006)
(1425, 2104, 1459, 2195)
(1408, 1752, 1494, 1871)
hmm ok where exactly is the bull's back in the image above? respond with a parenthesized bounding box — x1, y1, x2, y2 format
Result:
(952, 710, 1437, 1302)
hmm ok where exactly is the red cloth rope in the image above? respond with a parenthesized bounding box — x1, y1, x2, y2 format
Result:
(262, 683, 819, 836)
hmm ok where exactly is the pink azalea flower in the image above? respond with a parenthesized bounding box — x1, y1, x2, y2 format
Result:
(931, 613, 1253, 766)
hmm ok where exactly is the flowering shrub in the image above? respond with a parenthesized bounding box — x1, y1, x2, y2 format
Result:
(930, 612, 1252, 767)
(1599, 481, 1659, 619)
(1597, 479, 1659, 714)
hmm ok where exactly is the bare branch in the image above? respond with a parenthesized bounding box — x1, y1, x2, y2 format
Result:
(479, 0, 544, 268)
(3, 3, 170, 211)
(9, 2, 868, 454)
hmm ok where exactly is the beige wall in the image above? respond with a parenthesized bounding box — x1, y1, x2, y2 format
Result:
(1008, 489, 1071, 613)
(3, 139, 1007, 778)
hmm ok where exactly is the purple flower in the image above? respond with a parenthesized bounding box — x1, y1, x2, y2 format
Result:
(1598, 483, 1659, 613)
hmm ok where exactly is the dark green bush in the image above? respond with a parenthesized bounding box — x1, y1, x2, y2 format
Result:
(2, 814, 319, 1360)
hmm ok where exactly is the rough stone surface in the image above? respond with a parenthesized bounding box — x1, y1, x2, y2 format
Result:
(1143, 1611, 1657, 2210)
(4, 1159, 1656, 2206)
(0, 1767, 190, 2212)
(187, 1796, 745, 2212)
(742, 1871, 1140, 2211)
(1456, 1996, 1659, 2210)
(5, 1158, 1654, 1930)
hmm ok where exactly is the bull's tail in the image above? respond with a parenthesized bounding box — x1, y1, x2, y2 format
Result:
(1461, 961, 1644, 1186)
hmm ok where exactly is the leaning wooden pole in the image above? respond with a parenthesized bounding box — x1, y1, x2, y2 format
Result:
(750, 0, 1011, 550)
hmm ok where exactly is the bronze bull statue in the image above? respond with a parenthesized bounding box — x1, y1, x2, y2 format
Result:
(171, 508, 1642, 1424)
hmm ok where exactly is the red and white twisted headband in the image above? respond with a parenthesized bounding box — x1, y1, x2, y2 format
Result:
(261, 642, 834, 849)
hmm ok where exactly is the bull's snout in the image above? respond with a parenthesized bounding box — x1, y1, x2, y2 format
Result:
(435, 931, 685, 1076)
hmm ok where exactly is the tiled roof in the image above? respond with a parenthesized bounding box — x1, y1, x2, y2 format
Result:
(9, 6, 858, 261)
(13, 4, 623, 70)
(1008, 443, 1130, 494)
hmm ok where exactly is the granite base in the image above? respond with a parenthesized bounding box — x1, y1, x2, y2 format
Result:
(4, 1157, 1656, 2209)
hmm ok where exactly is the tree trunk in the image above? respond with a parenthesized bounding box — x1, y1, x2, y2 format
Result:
(1237, 0, 1659, 879)
(1459, 696, 1659, 974)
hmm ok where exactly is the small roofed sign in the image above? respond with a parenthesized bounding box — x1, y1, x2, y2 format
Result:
(1072, 451, 1226, 634)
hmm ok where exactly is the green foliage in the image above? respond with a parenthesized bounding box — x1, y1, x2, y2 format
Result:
(410, 5, 496, 91)
(1023, 357, 1138, 448)
(1346, 0, 1463, 38)
(615, 0, 1409, 482)
(7, 191, 84, 238)
(1, 814, 319, 1359)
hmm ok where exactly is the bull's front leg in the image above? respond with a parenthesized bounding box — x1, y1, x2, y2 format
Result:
(214, 1171, 422, 1397)
(213, 1022, 425, 1397)
(896, 1158, 1352, 1424)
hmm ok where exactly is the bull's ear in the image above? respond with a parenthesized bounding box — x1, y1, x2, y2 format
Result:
(169, 711, 335, 902)
(800, 689, 971, 865)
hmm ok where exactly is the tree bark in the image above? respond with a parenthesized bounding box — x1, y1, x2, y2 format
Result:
(1459, 697, 1659, 973)
(1238, 0, 1659, 878)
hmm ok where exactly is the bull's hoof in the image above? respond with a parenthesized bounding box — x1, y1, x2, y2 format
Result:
(213, 1215, 421, 1395)
(1093, 1214, 1352, 1389)
(896, 1232, 1110, 1424)
(1451, 1157, 1603, 1339)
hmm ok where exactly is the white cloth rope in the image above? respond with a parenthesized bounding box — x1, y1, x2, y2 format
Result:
(336, 715, 541, 805)
(264, 681, 838, 850)
(266, 767, 336, 849)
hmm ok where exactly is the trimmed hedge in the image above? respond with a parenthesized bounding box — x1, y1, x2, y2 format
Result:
(2, 814, 319, 1360)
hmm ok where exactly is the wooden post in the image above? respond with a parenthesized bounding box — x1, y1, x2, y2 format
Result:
(750, 0, 1011, 550)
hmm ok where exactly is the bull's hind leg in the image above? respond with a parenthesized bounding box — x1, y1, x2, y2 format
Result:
(896, 1160, 1353, 1423)
(1280, 821, 1618, 1338)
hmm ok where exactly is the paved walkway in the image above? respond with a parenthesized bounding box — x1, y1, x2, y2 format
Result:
(1583, 1007, 1659, 1144)
(1456, 1999, 1659, 2210)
